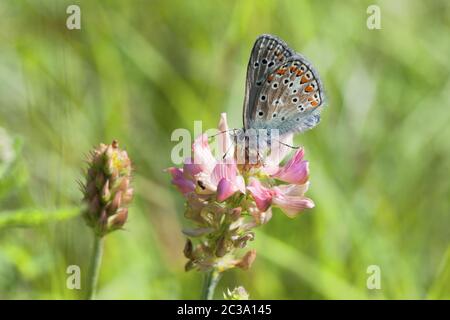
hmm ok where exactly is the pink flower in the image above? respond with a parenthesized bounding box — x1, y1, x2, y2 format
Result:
(211, 162, 246, 202)
(183, 159, 203, 179)
(167, 112, 317, 273)
(169, 119, 245, 202)
(246, 178, 275, 212)
(272, 184, 314, 218)
(247, 178, 314, 217)
(261, 134, 294, 175)
(271, 148, 309, 185)
(166, 167, 195, 194)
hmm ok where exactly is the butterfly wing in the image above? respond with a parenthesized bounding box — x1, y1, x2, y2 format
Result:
(242, 34, 294, 130)
(246, 53, 325, 136)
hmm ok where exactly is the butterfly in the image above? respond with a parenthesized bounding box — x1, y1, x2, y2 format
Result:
(233, 34, 325, 160)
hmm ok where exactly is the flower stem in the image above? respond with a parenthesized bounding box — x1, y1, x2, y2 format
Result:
(85, 235, 104, 300)
(202, 269, 221, 300)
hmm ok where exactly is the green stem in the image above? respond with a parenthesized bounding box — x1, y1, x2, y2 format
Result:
(85, 235, 104, 300)
(202, 270, 221, 300)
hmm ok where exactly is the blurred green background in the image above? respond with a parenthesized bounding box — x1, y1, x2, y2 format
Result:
(0, 0, 449, 299)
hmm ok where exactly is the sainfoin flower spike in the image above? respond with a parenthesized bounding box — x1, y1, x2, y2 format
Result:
(82, 140, 133, 237)
(167, 113, 315, 299)
(81, 140, 134, 300)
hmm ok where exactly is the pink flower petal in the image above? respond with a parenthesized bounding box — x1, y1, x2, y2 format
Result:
(217, 178, 237, 202)
(211, 162, 235, 185)
(247, 178, 274, 212)
(272, 185, 314, 217)
(263, 133, 294, 171)
(235, 175, 246, 194)
(183, 158, 203, 179)
(272, 148, 309, 184)
(192, 134, 216, 173)
(218, 113, 234, 160)
(276, 182, 310, 196)
(166, 167, 195, 194)
(213, 161, 246, 201)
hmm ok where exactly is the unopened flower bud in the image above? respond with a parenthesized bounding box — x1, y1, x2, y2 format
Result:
(107, 208, 128, 231)
(230, 207, 242, 221)
(224, 286, 249, 300)
(183, 239, 194, 259)
(215, 236, 229, 257)
(235, 250, 256, 270)
(235, 232, 255, 248)
(185, 260, 196, 272)
(81, 140, 133, 237)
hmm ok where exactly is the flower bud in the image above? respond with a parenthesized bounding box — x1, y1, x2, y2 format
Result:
(235, 250, 256, 270)
(185, 260, 196, 272)
(183, 239, 194, 259)
(224, 286, 249, 300)
(215, 236, 229, 257)
(81, 140, 133, 237)
(230, 207, 242, 221)
(235, 232, 255, 248)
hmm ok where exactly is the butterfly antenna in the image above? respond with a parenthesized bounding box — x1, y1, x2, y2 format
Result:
(222, 140, 237, 160)
(276, 139, 300, 149)
(209, 129, 241, 139)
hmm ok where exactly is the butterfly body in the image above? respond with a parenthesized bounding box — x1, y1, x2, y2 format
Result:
(240, 34, 325, 150)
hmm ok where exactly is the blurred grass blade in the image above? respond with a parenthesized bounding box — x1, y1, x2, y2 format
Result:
(427, 245, 450, 299)
(0, 208, 80, 230)
(255, 232, 371, 299)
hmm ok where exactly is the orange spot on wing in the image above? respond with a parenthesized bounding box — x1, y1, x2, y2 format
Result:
(305, 85, 314, 92)
(276, 68, 286, 75)
(300, 75, 309, 84)
(290, 66, 297, 72)
(311, 100, 319, 107)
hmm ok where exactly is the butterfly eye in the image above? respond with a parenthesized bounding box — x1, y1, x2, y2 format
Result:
(260, 95, 266, 101)
(292, 97, 299, 103)
(272, 82, 279, 89)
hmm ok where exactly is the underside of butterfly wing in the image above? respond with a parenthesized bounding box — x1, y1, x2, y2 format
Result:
(242, 34, 294, 129)
(247, 54, 325, 136)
